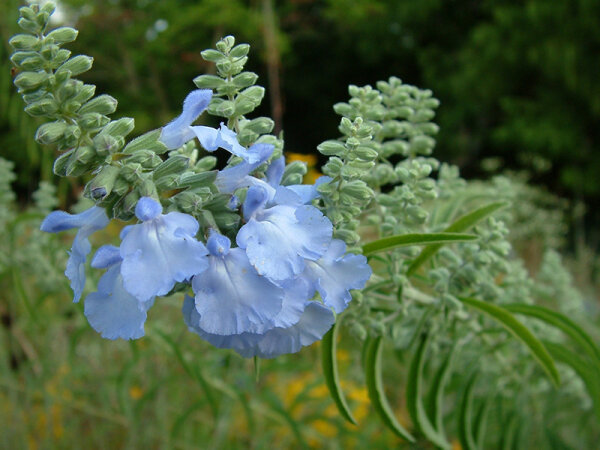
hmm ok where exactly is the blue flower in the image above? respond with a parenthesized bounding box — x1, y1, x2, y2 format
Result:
(41, 205, 109, 302)
(191, 231, 285, 335)
(183, 294, 334, 359)
(191, 124, 267, 164)
(301, 239, 372, 313)
(119, 197, 209, 302)
(215, 143, 274, 193)
(236, 186, 333, 282)
(84, 245, 154, 340)
(160, 89, 212, 149)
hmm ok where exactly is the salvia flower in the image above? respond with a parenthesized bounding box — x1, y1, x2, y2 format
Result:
(40, 205, 109, 302)
(119, 197, 209, 302)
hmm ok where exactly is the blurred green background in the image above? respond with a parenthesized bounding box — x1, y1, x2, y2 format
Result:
(1, 0, 599, 448)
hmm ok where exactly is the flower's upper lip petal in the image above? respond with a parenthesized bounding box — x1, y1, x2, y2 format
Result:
(160, 89, 212, 149)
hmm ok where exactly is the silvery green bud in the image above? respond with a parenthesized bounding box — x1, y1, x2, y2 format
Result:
(45, 27, 78, 45)
(200, 49, 225, 62)
(232, 71, 258, 88)
(40, 2, 56, 15)
(66, 146, 97, 176)
(410, 135, 435, 155)
(195, 156, 217, 171)
(17, 18, 41, 34)
(216, 36, 236, 53)
(18, 55, 44, 71)
(14, 71, 48, 91)
(334, 229, 360, 244)
(78, 113, 110, 130)
(102, 117, 135, 138)
(35, 121, 66, 144)
(120, 163, 143, 183)
(177, 171, 217, 189)
(56, 55, 93, 77)
(19, 6, 36, 21)
(281, 161, 307, 183)
(25, 97, 58, 116)
(111, 176, 130, 196)
(214, 100, 235, 117)
(193, 74, 225, 89)
(353, 145, 378, 161)
(349, 322, 367, 341)
(126, 150, 162, 169)
(89, 165, 119, 199)
(94, 134, 124, 155)
(9, 34, 41, 51)
(342, 180, 373, 200)
(323, 157, 343, 176)
(234, 98, 256, 115)
(79, 94, 118, 115)
(138, 177, 158, 198)
(122, 129, 167, 155)
(153, 155, 190, 179)
(239, 86, 264, 106)
(53, 149, 74, 176)
(317, 140, 345, 156)
(333, 102, 353, 117)
(230, 43, 250, 58)
(122, 190, 141, 214)
(242, 117, 274, 134)
(172, 191, 203, 213)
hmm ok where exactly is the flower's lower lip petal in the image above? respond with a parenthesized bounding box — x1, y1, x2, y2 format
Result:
(84, 264, 153, 340)
(191, 248, 283, 335)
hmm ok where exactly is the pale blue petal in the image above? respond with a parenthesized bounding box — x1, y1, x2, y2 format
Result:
(237, 204, 332, 282)
(303, 239, 372, 313)
(284, 176, 332, 204)
(266, 156, 285, 187)
(41, 205, 108, 233)
(91, 245, 121, 269)
(191, 125, 220, 152)
(120, 212, 209, 301)
(84, 264, 153, 340)
(191, 247, 283, 335)
(215, 143, 274, 194)
(249, 302, 335, 358)
(135, 197, 162, 221)
(41, 206, 109, 303)
(160, 89, 212, 149)
(242, 185, 269, 220)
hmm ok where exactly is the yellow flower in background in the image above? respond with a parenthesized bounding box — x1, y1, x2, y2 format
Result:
(286, 152, 322, 184)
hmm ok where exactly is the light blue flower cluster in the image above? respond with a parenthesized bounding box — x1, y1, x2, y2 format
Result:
(42, 89, 372, 358)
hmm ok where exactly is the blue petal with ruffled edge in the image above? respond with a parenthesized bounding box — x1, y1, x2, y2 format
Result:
(215, 143, 274, 193)
(84, 263, 154, 340)
(191, 124, 268, 164)
(302, 239, 372, 313)
(160, 89, 212, 149)
(237, 203, 332, 282)
(183, 295, 334, 359)
(191, 232, 284, 335)
(120, 197, 209, 302)
(41, 206, 109, 303)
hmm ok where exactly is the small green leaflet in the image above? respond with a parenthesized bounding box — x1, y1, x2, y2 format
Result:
(407, 201, 509, 276)
(458, 373, 478, 450)
(362, 232, 478, 256)
(458, 297, 560, 386)
(364, 336, 415, 442)
(321, 321, 357, 425)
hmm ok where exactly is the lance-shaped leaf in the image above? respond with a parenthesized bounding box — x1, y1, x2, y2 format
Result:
(364, 336, 415, 442)
(458, 373, 478, 450)
(406, 333, 451, 449)
(543, 341, 600, 421)
(362, 232, 478, 256)
(504, 303, 600, 364)
(407, 201, 509, 276)
(321, 321, 356, 425)
(426, 345, 455, 437)
(458, 297, 560, 386)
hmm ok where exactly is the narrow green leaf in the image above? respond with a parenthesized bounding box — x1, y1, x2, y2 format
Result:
(364, 336, 415, 442)
(504, 303, 600, 364)
(406, 333, 451, 449)
(426, 345, 456, 437)
(458, 297, 560, 386)
(363, 232, 478, 256)
(407, 201, 509, 276)
(458, 373, 478, 450)
(473, 396, 492, 449)
(321, 321, 357, 425)
(543, 341, 600, 421)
